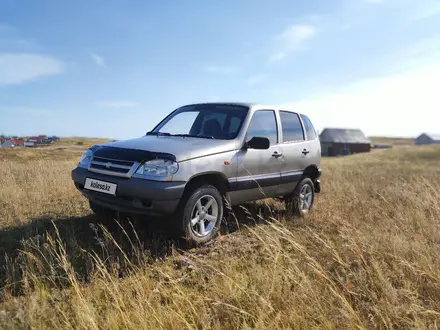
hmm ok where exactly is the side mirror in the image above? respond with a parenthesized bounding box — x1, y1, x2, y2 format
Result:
(245, 136, 270, 150)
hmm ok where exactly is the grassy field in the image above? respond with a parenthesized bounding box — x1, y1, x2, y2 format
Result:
(369, 136, 415, 146)
(0, 139, 439, 329)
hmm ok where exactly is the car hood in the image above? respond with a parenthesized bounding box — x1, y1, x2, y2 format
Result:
(99, 136, 238, 162)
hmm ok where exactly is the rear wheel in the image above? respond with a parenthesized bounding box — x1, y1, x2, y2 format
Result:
(173, 185, 223, 246)
(285, 177, 315, 217)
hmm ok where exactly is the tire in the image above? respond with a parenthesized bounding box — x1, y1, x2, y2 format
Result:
(285, 177, 315, 217)
(173, 185, 224, 247)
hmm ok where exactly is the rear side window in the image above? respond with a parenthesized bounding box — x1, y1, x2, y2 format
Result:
(246, 110, 278, 145)
(280, 111, 304, 142)
(300, 114, 317, 140)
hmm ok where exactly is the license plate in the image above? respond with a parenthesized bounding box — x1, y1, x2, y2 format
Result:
(84, 178, 117, 195)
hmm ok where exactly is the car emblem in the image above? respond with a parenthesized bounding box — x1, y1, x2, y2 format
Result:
(105, 162, 112, 169)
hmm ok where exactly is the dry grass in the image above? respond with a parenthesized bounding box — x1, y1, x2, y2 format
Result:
(0, 141, 440, 329)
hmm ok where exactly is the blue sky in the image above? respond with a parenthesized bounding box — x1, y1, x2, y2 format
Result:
(1, 0, 440, 139)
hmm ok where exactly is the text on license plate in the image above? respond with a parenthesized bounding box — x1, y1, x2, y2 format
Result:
(84, 178, 117, 195)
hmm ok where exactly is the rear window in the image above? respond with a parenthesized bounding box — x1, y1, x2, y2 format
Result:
(300, 114, 317, 140)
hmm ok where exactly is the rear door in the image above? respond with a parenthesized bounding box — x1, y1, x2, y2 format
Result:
(300, 114, 321, 165)
(276, 110, 310, 196)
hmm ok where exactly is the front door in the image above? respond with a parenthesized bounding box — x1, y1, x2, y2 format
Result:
(230, 110, 283, 204)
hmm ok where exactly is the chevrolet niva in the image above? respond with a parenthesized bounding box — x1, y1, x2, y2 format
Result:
(72, 103, 321, 245)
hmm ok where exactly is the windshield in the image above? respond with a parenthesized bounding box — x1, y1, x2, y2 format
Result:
(151, 104, 249, 140)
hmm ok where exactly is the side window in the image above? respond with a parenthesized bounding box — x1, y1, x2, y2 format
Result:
(246, 110, 278, 145)
(300, 114, 317, 140)
(280, 111, 304, 142)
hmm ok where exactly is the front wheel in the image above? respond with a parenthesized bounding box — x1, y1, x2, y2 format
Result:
(285, 177, 315, 217)
(174, 185, 224, 246)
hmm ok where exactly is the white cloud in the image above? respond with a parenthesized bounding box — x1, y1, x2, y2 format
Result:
(206, 65, 238, 74)
(91, 53, 106, 67)
(246, 74, 265, 85)
(0, 53, 64, 86)
(279, 24, 316, 51)
(269, 24, 316, 63)
(285, 64, 440, 137)
(97, 101, 139, 109)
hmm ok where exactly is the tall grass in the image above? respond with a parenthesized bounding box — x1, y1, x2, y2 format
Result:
(0, 145, 440, 329)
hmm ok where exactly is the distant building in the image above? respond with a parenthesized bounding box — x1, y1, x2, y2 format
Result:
(415, 133, 440, 145)
(319, 128, 371, 156)
(9, 139, 25, 146)
(28, 136, 44, 144)
(0, 140, 15, 148)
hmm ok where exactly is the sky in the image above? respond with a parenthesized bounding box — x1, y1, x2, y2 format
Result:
(1, 0, 440, 139)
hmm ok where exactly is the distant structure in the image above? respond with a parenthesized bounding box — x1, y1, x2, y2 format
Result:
(319, 128, 371, 156)
(9, 139, 25, 147)
(28, 136, 45, 144)
(0, 134, 59, 149)
(415, 133, 440, 145)
(0, 140, 15, 148)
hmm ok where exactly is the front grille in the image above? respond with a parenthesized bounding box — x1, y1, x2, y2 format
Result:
(92, 156, 133, 167)
(89, 156, 137, 177)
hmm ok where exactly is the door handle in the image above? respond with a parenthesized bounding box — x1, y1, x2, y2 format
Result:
(272, 151, 283, 158)
(302, 149, 310, 155)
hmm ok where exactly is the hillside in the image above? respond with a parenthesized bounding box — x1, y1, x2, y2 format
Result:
(0, 140, 439, 329)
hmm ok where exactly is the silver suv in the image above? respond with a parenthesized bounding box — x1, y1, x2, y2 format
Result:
(72, 103, 322, 245)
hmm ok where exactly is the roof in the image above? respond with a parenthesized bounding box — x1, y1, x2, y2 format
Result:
(181, 102, 305, 114)
(417, 133, 440, 141)
(1, 141, 13, 147)
(9, 139, 25, 144)
(319, 128, 371, 144)
(183, 102, 255, 108)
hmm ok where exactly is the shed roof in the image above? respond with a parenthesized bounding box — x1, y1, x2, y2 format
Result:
(417, 133, 440, 141)
(319, 128, 371, 144)
(1, 141, 14, 147)
(9, 139, 25, 144)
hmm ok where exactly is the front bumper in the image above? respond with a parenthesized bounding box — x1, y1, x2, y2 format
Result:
(72, 167, 185, 216)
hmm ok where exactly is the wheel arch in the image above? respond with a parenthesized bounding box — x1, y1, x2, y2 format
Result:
(184, 172, 230, 196)
(302, 165, 321, 181)
(301, 165, 321, 193)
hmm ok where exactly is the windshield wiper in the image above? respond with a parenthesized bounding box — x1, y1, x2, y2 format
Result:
(172, 134, 215, 140)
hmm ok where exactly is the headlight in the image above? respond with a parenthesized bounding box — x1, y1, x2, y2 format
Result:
(79, 149, 93, 167)
(136, 159, 178, 177)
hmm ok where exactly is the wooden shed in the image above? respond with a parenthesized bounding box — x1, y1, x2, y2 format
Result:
(415, 133, 440, 145)
(319, 128, 371, 156)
